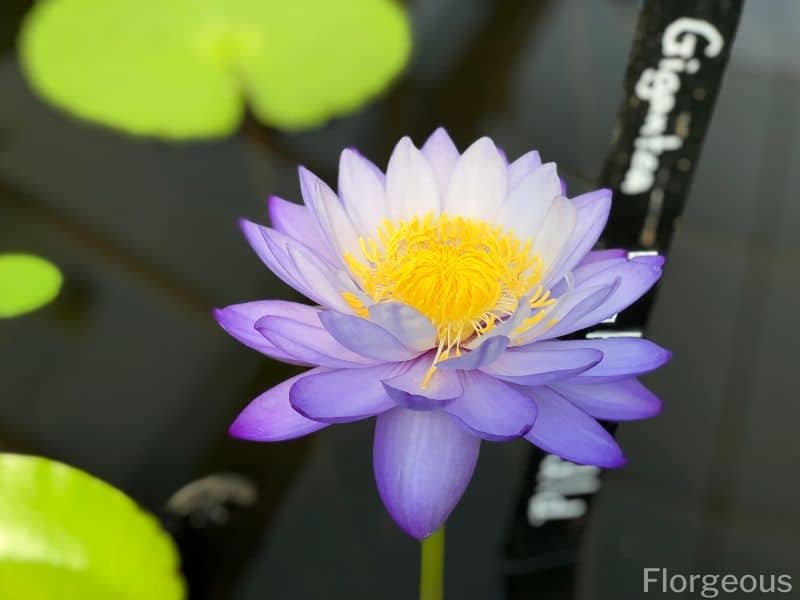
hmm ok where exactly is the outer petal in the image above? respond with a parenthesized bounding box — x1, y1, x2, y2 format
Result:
(256, 315, 378, 368)
(229, 370, 329, 441)
(267, 196, 336, 264)
(525, 280, 620, 343)
(555, 338, 672, 382)
(289, 364, 400, 423)
(368, 302, 437, 352)
(284, 242, 357, 313)
(507, 150, 542, 189)
(382, 355, 463, 410)
(443, 137, 507, 219)
(445, 371, 537, 441)
(386, 137, 441, 220)
(214, 300, 317, 364)
(557, 260, 663, 333)
(339, 148, 388, 239)
(421, 127, 459, 197)
(552, 378, 662, 421)
(578, 249, 627, 267)
(482, 345, 603, 385)
(523, 386, 625, 467)
(438, 335, 509, 370)
(318, 311, 418, 362)
(543, 189, 612, 288)
(239, 219, 315, 298)
(373, 408, 481, 539)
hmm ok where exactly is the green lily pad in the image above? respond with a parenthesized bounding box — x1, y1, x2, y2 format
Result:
(0, 454, 185, 600)
(0, 254, 62, 318)
(18, 0, 411, 138)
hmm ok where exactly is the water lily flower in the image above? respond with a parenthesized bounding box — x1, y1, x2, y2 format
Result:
(215, 129, 670, 539)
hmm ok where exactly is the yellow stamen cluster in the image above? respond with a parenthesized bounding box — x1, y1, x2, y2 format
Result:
(344, 212, 556, 384)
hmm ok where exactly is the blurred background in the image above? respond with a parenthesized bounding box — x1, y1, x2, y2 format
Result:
(1, 0, 798, 598)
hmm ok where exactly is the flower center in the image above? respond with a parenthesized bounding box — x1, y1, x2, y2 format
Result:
(344, 213, 553, 371)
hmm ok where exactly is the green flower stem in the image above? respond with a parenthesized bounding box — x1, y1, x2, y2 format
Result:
(419, 527, 445, 600)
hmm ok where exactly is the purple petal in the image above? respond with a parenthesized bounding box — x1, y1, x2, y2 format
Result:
(368, 302, 437, 352)
(382, 355, 463, 410)
(531, 279, 620, 342)
(373, 408, 480, 539)
(421, 127, 459, 196)
(229, 369, 329, 441)
(267, 196, 336, 264)
(523, 386, 625, 467)
(552, 378, 662, 421)
(555, 261, 662, 335)
(256, 315, 378, 368)
(556, 338, 672, 382)
(507, 150, 542, 189)
(214, 300, 317, 364)
(318, 311, 418, 362)
(438, 335, 509, 370)
(483, 345, 603, 385)
(579, 249, 628, 266)
(289, 364, 400, 423)
(543, 189, 612, 288)
(445, 371, 537, 441)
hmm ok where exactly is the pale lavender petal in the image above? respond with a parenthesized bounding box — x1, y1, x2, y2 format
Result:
(239, 219, 312, 296)
(483, 345, 603, 385)
(339, 148, 388, 238)
(382, 355, 462, 410)
(497, 163, 559, 240)
(318, 311, 418, 362)
(298, 166, 361, 260)
(387, 136, 441, 220)
(438, 335, 509, 370)
(555, 338, 672, 382)
(368, 302, 437, 352)
(284, 242, 356, 313)
(445, 371, 537, 441)
(508, 150, 542, 189)
(552, 378, 662, 421)
(444, 137, 507, 219)
(531, 196, 577, 278)
(214, 301, 316, 364)
(543, 189, 612, 288)
(267, 196, 336, 264)
(289, 364, 400, 423)
(256, 316, 379, 368)
(421, 127, 459, 197)
(229, 370, 330, 441)
(374, 408, 481, 539)
(523, 386, 625, 467)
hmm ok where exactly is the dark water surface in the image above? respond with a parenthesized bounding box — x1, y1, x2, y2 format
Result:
(1, 1, 798, 598)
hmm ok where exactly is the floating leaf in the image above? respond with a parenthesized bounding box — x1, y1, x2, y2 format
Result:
(0, 254, 62, 318)
(18, 0, 411, 138)
(0, 454, 185, 600)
